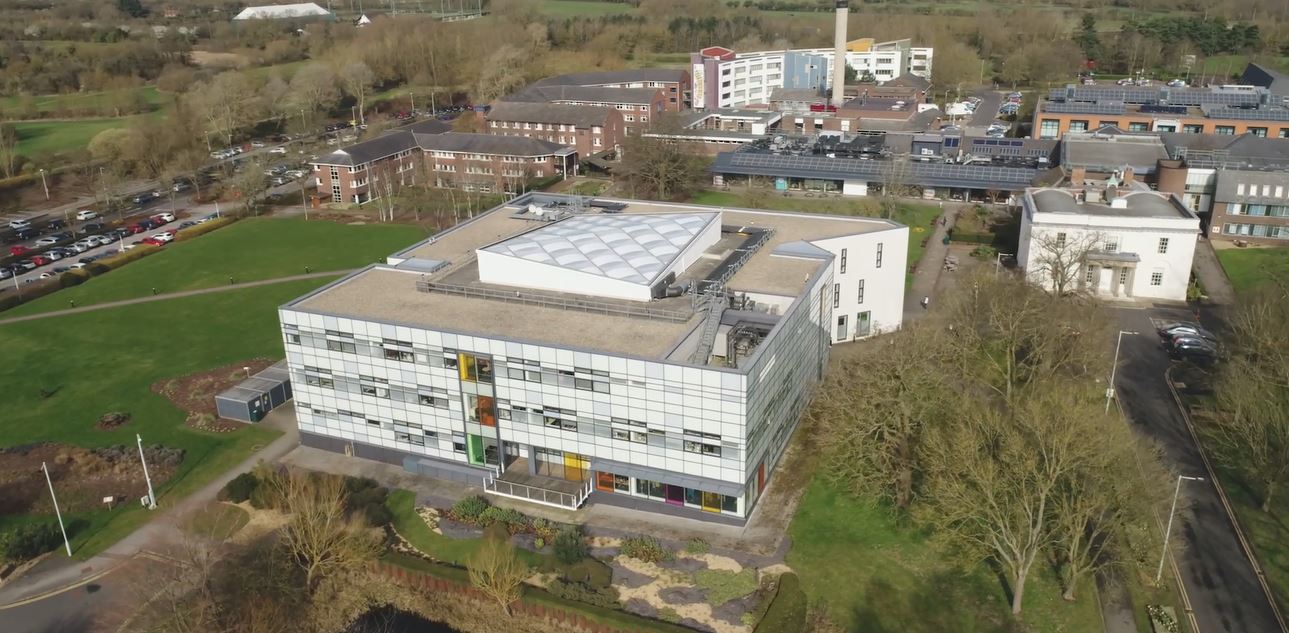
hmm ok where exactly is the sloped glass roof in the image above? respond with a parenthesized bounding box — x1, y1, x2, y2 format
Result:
(481, 213, 718, 285)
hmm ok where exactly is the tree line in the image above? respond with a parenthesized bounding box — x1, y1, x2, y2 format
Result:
(811, 272, 1173, 616)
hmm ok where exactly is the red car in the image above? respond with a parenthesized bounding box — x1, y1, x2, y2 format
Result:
(9, 245, 30, 257)
(30, 255, 53, 266)
(126, 224, 147, 235)
(140, 237, 165, 246)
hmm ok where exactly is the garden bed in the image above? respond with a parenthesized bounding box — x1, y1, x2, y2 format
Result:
(0, 442, 182, 515)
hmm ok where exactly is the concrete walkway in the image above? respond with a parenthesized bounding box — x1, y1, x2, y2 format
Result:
(0, 405, 300, 608)
(1191, 237, 1237, 305)
(903, 204, 959, 321)
(0, 270, 348, 326)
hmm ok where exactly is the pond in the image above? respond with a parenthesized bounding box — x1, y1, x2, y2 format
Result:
(346, 605, 463, 633)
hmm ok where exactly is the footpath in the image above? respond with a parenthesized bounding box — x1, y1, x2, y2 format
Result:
(903, 203, 959, 321)
(0, 270, 348, 326)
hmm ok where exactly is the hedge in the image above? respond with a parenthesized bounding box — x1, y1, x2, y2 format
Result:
(379, 553, 693, 633)
(175, 216, 237, 241)
(753, 573, 806, 633)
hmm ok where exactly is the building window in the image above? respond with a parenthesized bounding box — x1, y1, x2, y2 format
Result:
(1183, 124, 1204, 134)
(1039, 119, 1060, 139)
(1157, 237, 1169, 254)
(1085, 266, 1097, 284)
(876, 243, 883, 268)
(1055, 232, 1067, 247)
(1102, 238, 1118, 253)
(1099, 120, 1119, 128)
(1249, 127, 1268, 138)
(856, 310, 871, 337)
(839, 248, 847, 274)
(683, 441, 722, 457)
(1150, 272, 1163, 286)
(836, 314, 848, 339)
(1215, 126, 1235, 135)
(1119, 268, 1129, 286)
(1279, 129, 1289, 139)
(833, 283, 840, 308)
(1069, 120, 1089, 132)
(1128, 122, 1149, 132)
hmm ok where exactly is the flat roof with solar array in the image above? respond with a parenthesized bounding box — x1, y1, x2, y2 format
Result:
(287, 194, 903, 362)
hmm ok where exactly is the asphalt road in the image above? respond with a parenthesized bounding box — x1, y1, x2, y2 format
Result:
(1, 563, 133, 633)
(1112, 306, 1282, 633)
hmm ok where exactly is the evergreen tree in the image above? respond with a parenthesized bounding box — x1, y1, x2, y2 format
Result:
(117, 0, 148, 18)
(1074, 14, 1100, 62)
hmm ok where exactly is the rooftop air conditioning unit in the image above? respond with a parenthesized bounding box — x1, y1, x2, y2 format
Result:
(528, 204, 544, 217)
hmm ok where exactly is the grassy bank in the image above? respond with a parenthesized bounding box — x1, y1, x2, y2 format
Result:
(0, 277, 336, 556)
(5, 218, 426, 316)
(1215, 246, 1289, 295)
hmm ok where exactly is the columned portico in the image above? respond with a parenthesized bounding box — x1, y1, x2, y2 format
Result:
(1083, 251, 1140, 297)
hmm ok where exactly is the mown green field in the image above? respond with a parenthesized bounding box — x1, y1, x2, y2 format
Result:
(0, 278, 336, 556)
(1215, 246, 1289, 295)
(540, 0, 636, 17)
(0, 86, 169, 118)
(12, 118, 136, 157)
(5, 218, 427, 316)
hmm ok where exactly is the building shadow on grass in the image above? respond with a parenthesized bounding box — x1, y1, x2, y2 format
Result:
(847, 573, 1019, 633)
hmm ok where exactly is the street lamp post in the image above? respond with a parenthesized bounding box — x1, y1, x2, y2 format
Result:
(39, 168, 50, 200)
(1156, 475, 1205, 583)
(1105, 329, 1139, 413)
(995, 251, 1013, 277)
(137, 434, 157, 509)
(41, 462, 73, 556)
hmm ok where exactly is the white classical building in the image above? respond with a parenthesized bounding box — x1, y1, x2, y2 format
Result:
(278, 194, 906, 522)
(1017, 187, 1200, 301)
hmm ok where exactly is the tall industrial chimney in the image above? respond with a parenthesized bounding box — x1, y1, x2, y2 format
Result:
(831, 0, 849, 107)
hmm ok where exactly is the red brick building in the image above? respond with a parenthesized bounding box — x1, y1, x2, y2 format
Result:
(310, 124, 575, 203)
(484, 102, 625, 159)
(500, 85, 665, 136)
(531, 69, 691, 111)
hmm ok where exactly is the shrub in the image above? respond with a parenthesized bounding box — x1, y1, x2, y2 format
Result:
(619, 535, 672, 563)
(219, 472, 260, 503)
(545, 578, 620, 609)
(479, 506, 526, 532)
(451, 495, 490, 523)
(174, 216, 236, 241)
(754, 573, 806, 633)
(0, 523, 62, 562)
(534, 537, 545, 549)
(684, 537, 710, 555)
(60, 271, 88, 288)
(553, 526, 587, 564)
(694, 568, 758, 605)
(482, 522, 510, 542)
(248, 481, 278, 510)
(531, 517, 557, 540)
(96, 244, 160, 271)
(658, 607, 681, 623)
(85, 262, 110, 277)
(564, 558, 612, 589)
(345, 482, 392, 526)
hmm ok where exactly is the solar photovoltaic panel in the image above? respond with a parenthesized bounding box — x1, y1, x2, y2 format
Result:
(1045, 102, 1126, 115)
(1205, 107, 1289, 121)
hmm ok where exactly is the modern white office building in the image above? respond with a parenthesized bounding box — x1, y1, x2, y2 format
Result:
(278, 194, 907, 522)
(691, 39, 934, 110)
(1017, 187, 1200, 302)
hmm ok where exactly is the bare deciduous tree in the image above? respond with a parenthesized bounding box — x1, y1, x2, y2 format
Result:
(1207, 357, 1289, 513)
(918, 387, 1106, 614)
(339, 62, 376, 126)
(879, 155, 912, 219)
(1028, 230, 1106, 297)
(467, 537, 529, 616)
(0, 122, 21, 179)
(811, 324, 953, 510)
(267, 469, 381, 593)
(185, 72, 264, 147)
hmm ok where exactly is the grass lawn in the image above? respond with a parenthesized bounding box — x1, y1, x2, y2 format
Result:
(1215, 246, 1289, 295)
(786, 479, 1103, 633)
(540, 0, 636, 16)
(687, 190, 941, 283)
(386, 490, 546, 567)
(0, 277, 335, 557)
(0, 86, 169, 118)
(5, 218, 426, 317)
(185, 501, 251, 539)
(13, 117, 137, 157)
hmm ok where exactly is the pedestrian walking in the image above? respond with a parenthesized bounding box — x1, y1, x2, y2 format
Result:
(921, 295, 930, 310)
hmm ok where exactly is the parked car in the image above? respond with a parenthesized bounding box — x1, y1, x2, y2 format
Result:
(97, 233, 120, 244)
(126, 224, 148, 235)
(35, 236, 60, 247)
(137, 219, 159, 231)
(149, 231, 175, 243)
(30, 255, 53, 266)
(1157, 322, 1218, 345)
(0, 268, 11, 280)
(8, 245, 30, 257)
(14, 228, 38, 241)
(131, 191, 159, 205)
(1170, 340, 1216, 365)
(140, 237, 165, 246)
(251, 140, 266, 148)
(47, 219, 66, 230)
(172, 181, 192, 193)
(38, 271, 56, 279)
(75, 209, 99, 221)
(51, 266, 70, 274)
(178, 220, 197, 229)
(67, 241, 91, 253)
(10, 259, 35, 271)
(42, 250, 63, 261)
(271, 176, 289, 186)
(67, 262, 88, 270)
(8, 219, 33, 231)
(152, 212, 175, 224)
(79, 223, 105, 235)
